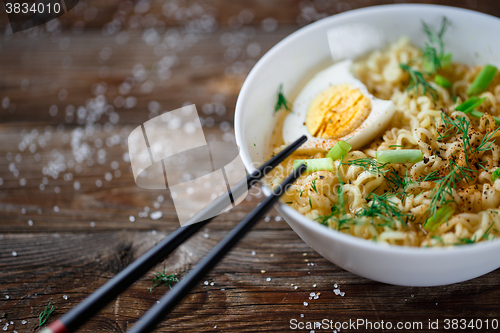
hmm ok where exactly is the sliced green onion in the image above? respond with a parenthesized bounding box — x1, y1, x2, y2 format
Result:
(455, 96, 486, 114)
(434, 74, 452, 88)
(469, 110, 500, 125)
(326, 141, 352, 161)
(492, 168, 500, 181)
(440, 53, 452, 68)
(424, 205, 455, 232)
(467, 64, 498, 96)
(293, 158, 334, 173)
(376, 149, 423, 164)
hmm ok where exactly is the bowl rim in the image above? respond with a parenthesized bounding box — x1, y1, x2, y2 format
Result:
(234, 3, 500, 255)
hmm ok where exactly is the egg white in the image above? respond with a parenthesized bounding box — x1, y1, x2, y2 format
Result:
(282, 59, 396, 151)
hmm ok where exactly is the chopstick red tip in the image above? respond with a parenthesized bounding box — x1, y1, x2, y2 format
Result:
(45, 320, 69, 333)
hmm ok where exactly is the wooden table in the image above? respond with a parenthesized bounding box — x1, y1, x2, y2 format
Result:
(2, 1, 500, 332)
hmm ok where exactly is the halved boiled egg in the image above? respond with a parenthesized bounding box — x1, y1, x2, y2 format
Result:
(282, 59, 396, 151)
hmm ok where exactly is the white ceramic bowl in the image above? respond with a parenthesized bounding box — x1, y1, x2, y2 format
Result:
(235, 4, 500, 286)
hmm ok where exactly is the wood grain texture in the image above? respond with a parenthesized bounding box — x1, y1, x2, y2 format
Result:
(2, 0, 500, 332)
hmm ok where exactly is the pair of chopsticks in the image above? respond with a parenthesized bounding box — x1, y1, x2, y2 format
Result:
(42, 135, 307, 333)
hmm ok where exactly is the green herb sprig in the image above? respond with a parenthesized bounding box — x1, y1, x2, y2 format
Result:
(39, 301, 55, 327)
(311, 179, 318, 193)
(400, 17, 452, 101)
(315, 167, 356, 231)
(385, 167, 413, 203)
(274, 84, 291, 113)
(400, 63, 438, 101)
(418, 170, 440, 182)
(356, 192, 412, 229)
(422, 17, 451, 74)
(150, 270, 179, 292)
(344, 158, 388, 173)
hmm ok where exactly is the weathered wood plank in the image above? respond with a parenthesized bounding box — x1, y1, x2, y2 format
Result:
(1, 231, 500, 332)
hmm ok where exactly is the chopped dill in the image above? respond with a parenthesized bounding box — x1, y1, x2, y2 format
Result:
(298, 189, 304, 197)
(274, 83, 291, 113)
(356, 192, 412, 229)
(150, 270, 179, 292)
(430, 235, 444, 244)
(426, 159, 472, 218)
(422, 17, 451, 74)
(286, 202, 293, 204)
(39, 301, 55, 327)
(418, 170, 441, 182)
(457, 236, 476, 245)
(389, 145, 404, 148)
(439, 112, 499, 169)
(482, 221, 496, 239)
(399, 63, 439, 101)
(384, 167, 413, 203)
(438, 112, 473, 167)
(315, 168, 356, 231)
(473, 126, 500, 155)
(308, 196, 312, 209)
(399, 17, 451, 101)
(311, 179, 318, 193)
(345, 158, 388, 173)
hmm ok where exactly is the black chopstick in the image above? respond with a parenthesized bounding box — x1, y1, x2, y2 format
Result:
(43, 135, 306, 333)
(127, 163, 307, 333)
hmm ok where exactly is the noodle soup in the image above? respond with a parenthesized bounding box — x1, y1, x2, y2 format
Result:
(267, 33, 500, 247)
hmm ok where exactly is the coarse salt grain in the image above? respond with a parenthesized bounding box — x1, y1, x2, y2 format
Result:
(251, 250, 256, 255)
(28, 220, 33, 226)
(204, 281, 209, 285)
(63, 295, 68, 300)
(129, 215, 135, 222)
(12, 251, 17, 257)
(150, 211, 162, 220)
(266, 277, 271, 282)
(303, 301, 308, 306)
(21, 321, 27, 325)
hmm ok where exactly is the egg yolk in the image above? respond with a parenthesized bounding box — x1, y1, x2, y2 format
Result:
(305, 84, 371, 139)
